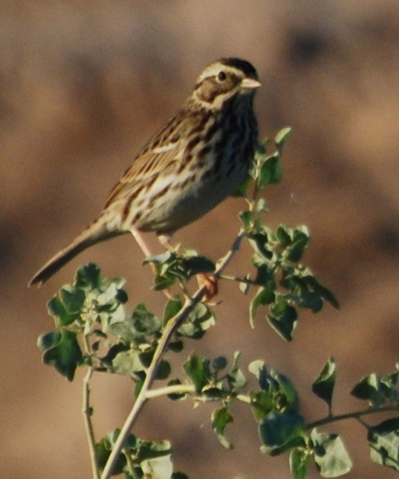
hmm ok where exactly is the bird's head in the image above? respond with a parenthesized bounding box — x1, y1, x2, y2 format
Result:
(191, 57, 261, 110)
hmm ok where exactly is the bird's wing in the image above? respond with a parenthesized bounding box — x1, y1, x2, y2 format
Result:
(104, 110, 198, 207)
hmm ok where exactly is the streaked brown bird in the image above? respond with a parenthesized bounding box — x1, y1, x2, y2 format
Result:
(29, 57, 261, 286)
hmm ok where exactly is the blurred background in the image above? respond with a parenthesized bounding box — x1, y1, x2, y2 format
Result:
(2, 0, 399, 477)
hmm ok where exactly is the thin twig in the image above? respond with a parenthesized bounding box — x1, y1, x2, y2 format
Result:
(306, 405, 399, 430)
(216, 273, 257, 285)
(144, 384, 195, 399)
(145, 385, 252, 405)
(123, 448, 140, 479)
(83, 367, 100, 479)
(100, 230, 246, 479)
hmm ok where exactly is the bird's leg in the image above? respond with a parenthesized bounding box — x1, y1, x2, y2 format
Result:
(130, 228, 153, 258)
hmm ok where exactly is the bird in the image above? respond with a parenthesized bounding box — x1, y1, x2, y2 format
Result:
(29, 57, 261, 286)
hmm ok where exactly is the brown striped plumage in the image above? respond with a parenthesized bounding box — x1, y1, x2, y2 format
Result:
(29, 58, 261, 286)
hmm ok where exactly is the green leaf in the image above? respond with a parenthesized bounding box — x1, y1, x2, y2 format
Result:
(146, 250, 215, 288)
(115, 288, 128, 304)
(183, 355, 212, 393)
(249, 232, 273, 260)
(276, 225, 292, 247)
(303, 275, 339, 310)
(290, 448, 312, 479)
(100, 342, 130, 366)
(368, 419, 399, 471)
(311, 429, 352, 477)
(182, 255, 215, 276)
(254, 265, 275, 285)
(95, 282, 127, 312)
(351, 373, 385, 408)
(178, 303, 215, 339)
(136, 439, 172, 461)
(163, 298, 183, 324)
(255, 198, 268, 213)
(227, 367, 247, 393)
(249, 287, 275, 328)
(249, 363, 299, 416)
(369, 417, 399, 435)
(139, 350, 155, 368)
(134, 378, 145, 398)
(212, 406, 234, 449)
(47, 296, 75, 326)
(167, 339, 184, 353)
(202, 386, 224, 400)
(259, 412, 304, 452)
(258, 153, 282, 187)
(232, 172, 252, 197)
(286, 231, 309, 263)
(131, 303, 161, 334)
(144, 251, 174, 265)
(96, 430, 127, 474)
(38, 330, 82, 381)
(275, 127, 293, 149)
(212, 356, 228, 371)
(268, 299, 298, 341)
(60, 285, 85, 314)
(37, 331, 62, 352)
(297, 291, 323, 312)
(111, 349, 145, 377)
(250, 390, 273, 420)
(248, 360, 269, 390)
(74, 262, 101, 289)
(272, 371, 299, 412)
(172, 473, 189, 479)
(141, 455, 173, 479)
(109, 303, 160, 343)
(145, 251, 181, 289)
(380, 372, 399, 403)
(156, 360, 171, 380)
(46, 296, 65, 318)
(153, 274, 177, 291)
(239, 274, 251, 294)
(100, 434, 174, 479)
(312, 357, 336, 412)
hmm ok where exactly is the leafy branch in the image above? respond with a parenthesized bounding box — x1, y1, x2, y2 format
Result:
(101, 230, 246, 479)
(35, 129, 399, 479)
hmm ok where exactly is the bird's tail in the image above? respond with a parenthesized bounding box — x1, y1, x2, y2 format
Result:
(29, 218, 120, 286)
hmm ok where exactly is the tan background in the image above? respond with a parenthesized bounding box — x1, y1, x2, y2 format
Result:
(2, 1, 399, 478)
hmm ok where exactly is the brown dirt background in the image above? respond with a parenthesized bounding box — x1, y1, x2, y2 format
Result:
(2, 1, 399, 478)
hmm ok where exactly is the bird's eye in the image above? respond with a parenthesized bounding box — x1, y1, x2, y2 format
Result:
(218, 71, 227, 81)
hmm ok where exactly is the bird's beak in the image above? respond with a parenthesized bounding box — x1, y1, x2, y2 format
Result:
(241, 78, 261, 89)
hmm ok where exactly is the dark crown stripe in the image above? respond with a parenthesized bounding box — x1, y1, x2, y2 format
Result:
(218, 58, 258, 79)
